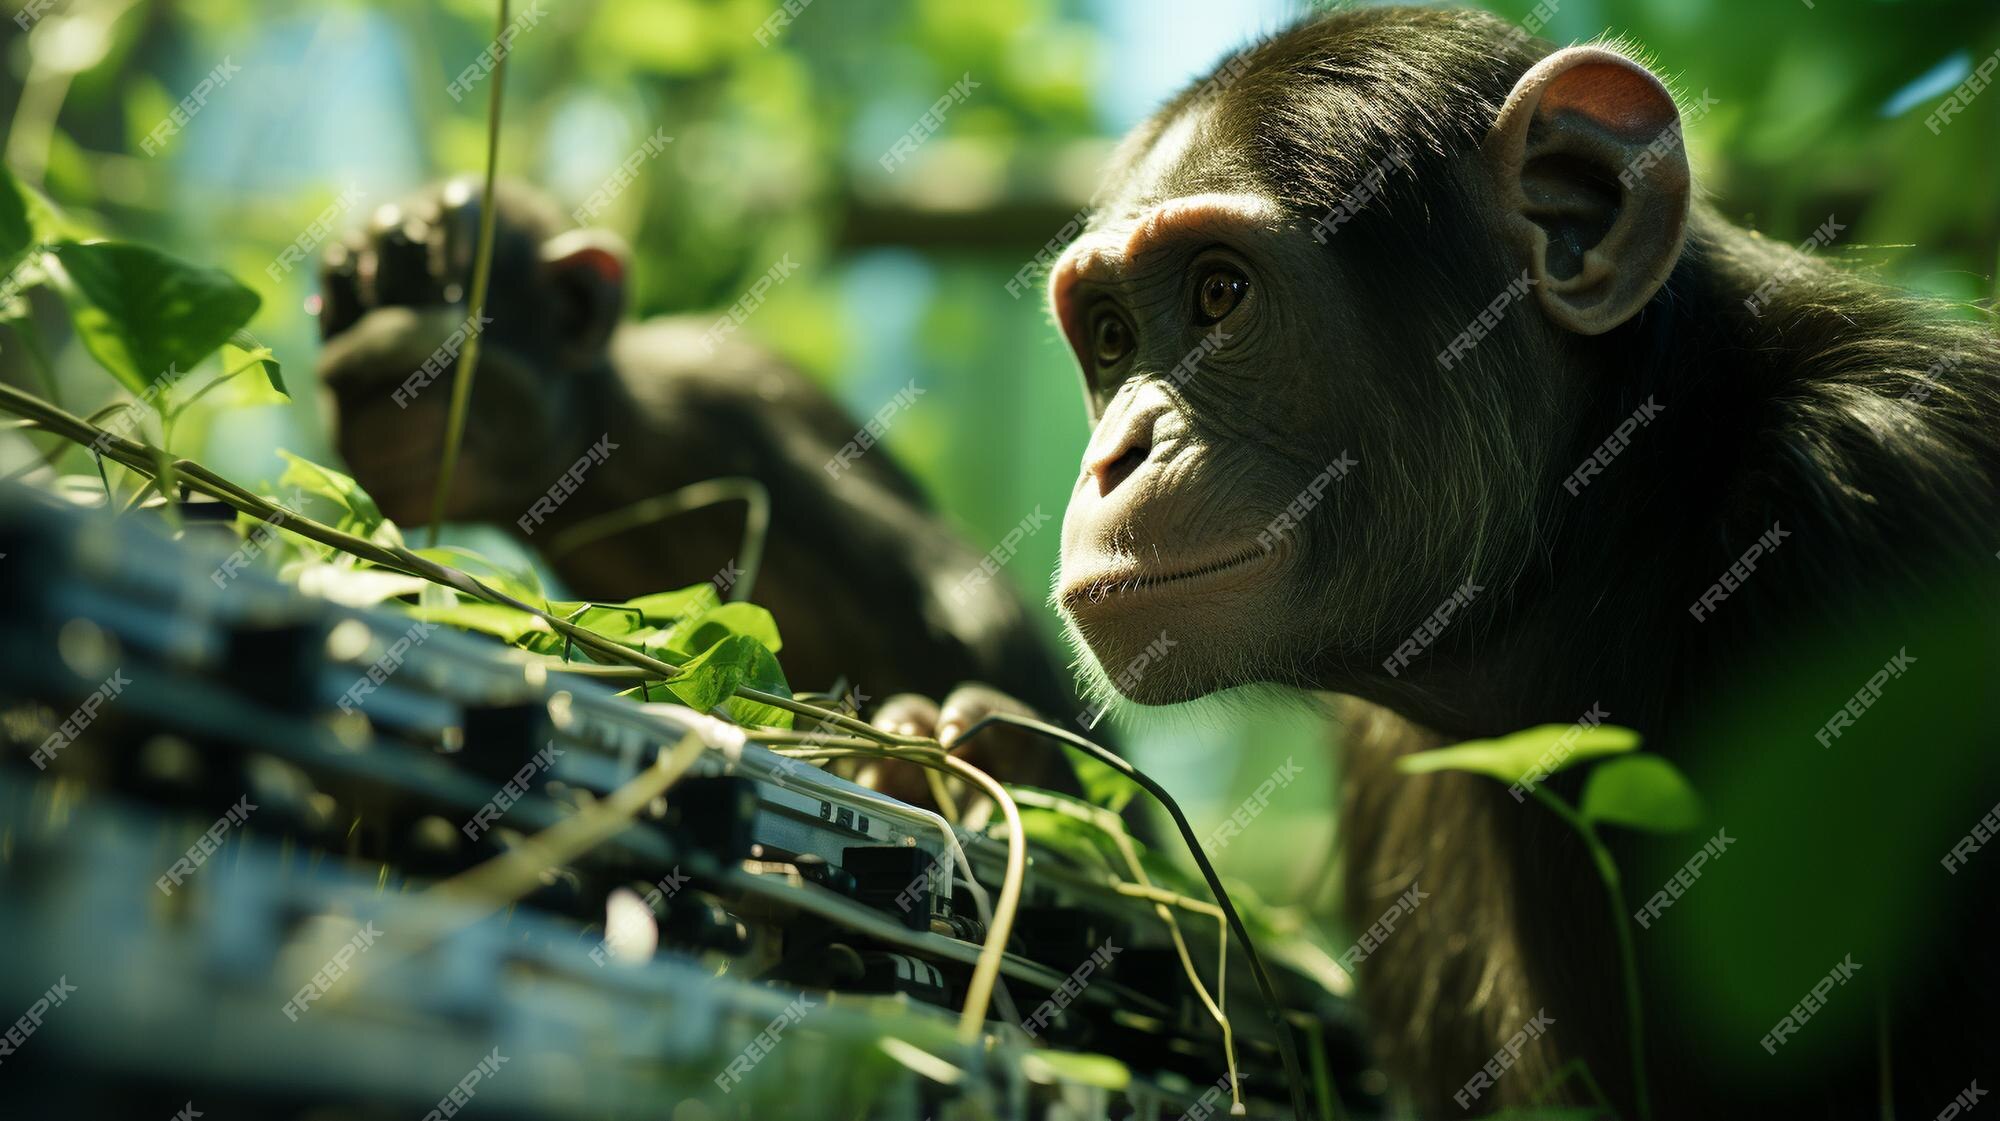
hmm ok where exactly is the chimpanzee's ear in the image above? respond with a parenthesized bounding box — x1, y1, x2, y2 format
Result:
(541, 228, 629, 363)
(1483, 46, 1690, 336)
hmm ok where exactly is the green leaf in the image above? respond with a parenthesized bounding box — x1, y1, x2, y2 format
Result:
(720, 636, 794, 730)
(623, 584, 722, 626)
(657, 601, 783, 657)
(409, 544, 544, 605)
(1072, 754, 1140, 813)
(227, 330, 286, 396)
(658, 632, 793, 729)
(277, 450, 384, 537)
(663, 632, 760, 714)
(405, 601, 549, 645)
(47, 240, 260, 396)
(0, 164, 31, 281)
(1398, 723, 1642, 785)
(546, 600, 652, 640)
(1580, 754, 1703, 834)
(1020, 1050, 1130, 1091)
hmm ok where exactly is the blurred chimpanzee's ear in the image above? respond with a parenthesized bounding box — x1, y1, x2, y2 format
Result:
(541, 228, 629, 365)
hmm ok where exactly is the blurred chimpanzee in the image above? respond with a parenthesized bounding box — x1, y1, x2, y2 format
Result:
(880, 7, 2000, 1116)
(313, 179, 1076, 776)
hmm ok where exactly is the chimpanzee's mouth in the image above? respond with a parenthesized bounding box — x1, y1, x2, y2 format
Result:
(1062, 545, 1269, 608)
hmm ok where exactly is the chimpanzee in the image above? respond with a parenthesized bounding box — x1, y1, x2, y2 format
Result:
(876, 7, 2000, 1117)
(313, 179, 1076, 780)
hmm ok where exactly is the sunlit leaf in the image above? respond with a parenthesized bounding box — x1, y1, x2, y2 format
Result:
(47, 240, 260, 396)
(623, 584, 722, 626)
(226, 330, 286, 396)
(1581, 754, 1703, 834)
(1398, 723, 1642, 784)
(657, 601, 783, 657)
(278, 450, 384, 537)
(406, 601, 549, 645)
(664, 632, 762, 714)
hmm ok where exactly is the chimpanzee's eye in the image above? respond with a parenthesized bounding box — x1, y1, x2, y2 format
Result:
(1092, 309, 1134, 366)
(1194, 267, 1249, 325)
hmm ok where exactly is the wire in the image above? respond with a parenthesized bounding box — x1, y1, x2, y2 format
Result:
(773, 740, 1024, 1045)
(1013, 787, 1242, 1114)
(952, 712, 1318, 1121)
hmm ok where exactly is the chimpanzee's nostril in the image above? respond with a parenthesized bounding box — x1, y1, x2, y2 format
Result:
(1094, 442, 1150, 497)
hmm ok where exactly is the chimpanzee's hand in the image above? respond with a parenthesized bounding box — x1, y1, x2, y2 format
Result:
(862, 684, 1083, 811)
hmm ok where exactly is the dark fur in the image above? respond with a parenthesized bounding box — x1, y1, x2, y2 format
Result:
(316, 182, 1075, 715)
(1146, 8, 2000, 1116)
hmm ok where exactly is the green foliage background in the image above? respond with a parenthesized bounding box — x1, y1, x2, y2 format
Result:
(2, 0, 1996, 913)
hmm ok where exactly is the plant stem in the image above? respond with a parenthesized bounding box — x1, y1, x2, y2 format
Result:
(0, 380, 917, 751)
(1531, 785, 1650, 1121)
(425, 0, 510, 548)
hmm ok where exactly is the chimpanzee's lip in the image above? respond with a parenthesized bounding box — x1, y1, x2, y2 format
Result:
(1061, 544, 1270, 608)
